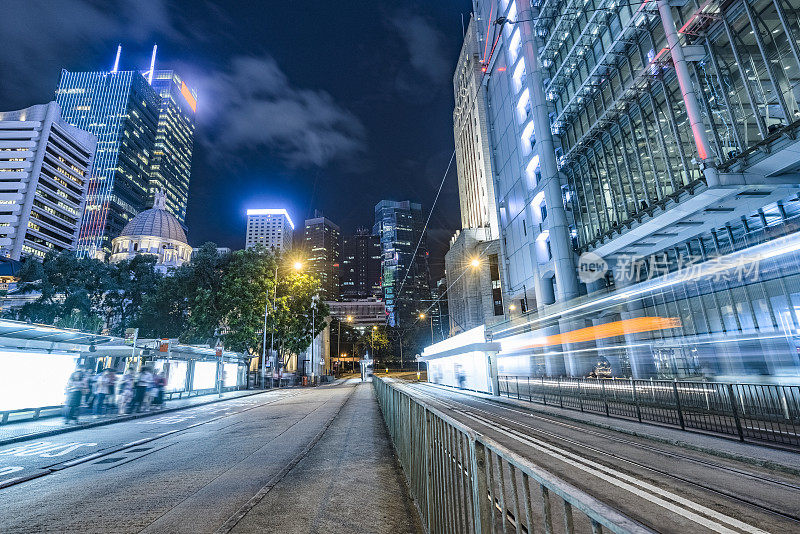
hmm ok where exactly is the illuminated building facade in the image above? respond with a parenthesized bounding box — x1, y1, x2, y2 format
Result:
(340, 227, 381, 300)
(55, 68, 160, 258)
(0, 102, 96, 259)
(245, 209, 294, 252)
(373, 200, 431, 327)
(458, 0, 800, 380)
(148, 70, 197, 226)
(303, 215, 341, 301)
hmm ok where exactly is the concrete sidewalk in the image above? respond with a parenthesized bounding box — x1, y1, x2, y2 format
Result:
(0, 388, 271, 446)
(230, 381, 422, 534)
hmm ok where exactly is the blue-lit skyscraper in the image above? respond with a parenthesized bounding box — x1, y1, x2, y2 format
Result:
(56, 68, 160, 257)
(148, 70, 196, 225)
(373, 200, 431, 327)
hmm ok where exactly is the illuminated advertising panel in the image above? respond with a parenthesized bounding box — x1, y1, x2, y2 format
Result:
(192, 361, 217, 390)
(223, 363, 239, 387)
(153, 360, 188, 392)
(0, 351, 78, 411)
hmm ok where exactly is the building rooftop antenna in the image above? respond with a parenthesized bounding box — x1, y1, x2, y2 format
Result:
(147, 44, 157, 84)
(112, 44, 122, 73)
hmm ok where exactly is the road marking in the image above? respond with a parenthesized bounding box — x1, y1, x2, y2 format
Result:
(0, 441, 97, 458)
(402, 383, 768, 534)
(0, 466, 23, 476)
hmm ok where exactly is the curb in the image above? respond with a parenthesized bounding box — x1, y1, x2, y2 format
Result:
(0, 389, 273, 448)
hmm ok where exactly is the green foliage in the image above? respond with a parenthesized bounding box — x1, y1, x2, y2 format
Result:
(7, 245, 328, 360)
(355, 326, 390, 359)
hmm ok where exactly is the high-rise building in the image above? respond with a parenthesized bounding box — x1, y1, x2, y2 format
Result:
(55, 67, 160, 257)
(340, 227, 381, 300)
(453, 16, 499, 240)
(445, 15, 509, 334)
(245, 209, 294, 252)
(0, 102, 96, 259)
(148, 70, 197, 225)
(303, 215, 341, 301)
(457, 0, 800, 379)
(373, 200, 431, 327)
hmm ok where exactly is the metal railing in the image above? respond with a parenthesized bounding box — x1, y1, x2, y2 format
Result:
(374, 377, 654, 534)
(0, 385, 246, 425)
(498, 376, 800, 448)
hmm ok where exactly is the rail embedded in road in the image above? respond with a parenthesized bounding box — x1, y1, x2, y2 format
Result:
(373, 376, 655, 534)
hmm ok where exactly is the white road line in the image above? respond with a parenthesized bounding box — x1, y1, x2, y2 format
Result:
(401, 383, 768, 534)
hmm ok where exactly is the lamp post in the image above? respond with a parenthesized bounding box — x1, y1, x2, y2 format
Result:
(262, 260, 303, 389)
(310, 294, 319, 385)
(419, 312, 433, 346)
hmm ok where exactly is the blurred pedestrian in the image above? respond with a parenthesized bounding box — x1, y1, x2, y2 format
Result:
(93, 369, 115, 417)
(131, 367, 153, 412)
(153, 371, 166, 408)
(116, 372, 134, 415)
(64, 369, 87, 424)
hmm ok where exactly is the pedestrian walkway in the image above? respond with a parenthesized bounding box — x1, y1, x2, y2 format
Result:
(0, 388, 269, 446)
(229, 380, 422, 534)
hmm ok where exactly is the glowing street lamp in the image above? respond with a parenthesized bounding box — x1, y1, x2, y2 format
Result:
(293, 261, 303, 271)
(470, 258, 481, 268)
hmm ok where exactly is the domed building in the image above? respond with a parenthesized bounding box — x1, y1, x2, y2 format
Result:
(110, 191, 192, 273)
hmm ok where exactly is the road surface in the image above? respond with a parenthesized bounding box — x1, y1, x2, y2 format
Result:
(0, 381, 421, 534)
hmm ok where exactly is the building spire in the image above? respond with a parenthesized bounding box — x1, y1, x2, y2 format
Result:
(148, 44, 157, 84)
(112, 44, 122, 73)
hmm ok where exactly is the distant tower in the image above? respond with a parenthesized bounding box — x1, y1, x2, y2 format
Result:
(245, 209, 294, 252)
(303, 215, 341, 301)
(373, 200, 431, 327)
(55, 47, 161, 258)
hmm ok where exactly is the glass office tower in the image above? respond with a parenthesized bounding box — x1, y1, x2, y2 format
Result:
(149, 70, 196, 225)
(466, 0, 800, 380)
(373, 200, 431, 327)
(56, 69, 160, 257)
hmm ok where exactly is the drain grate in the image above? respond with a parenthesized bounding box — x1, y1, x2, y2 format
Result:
(94, 456, 126, 464)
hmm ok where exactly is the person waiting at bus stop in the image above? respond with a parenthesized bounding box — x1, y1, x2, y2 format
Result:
(64, 369, 87, 424)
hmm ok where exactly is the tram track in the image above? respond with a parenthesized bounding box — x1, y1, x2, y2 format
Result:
(401, 381, 800, 530)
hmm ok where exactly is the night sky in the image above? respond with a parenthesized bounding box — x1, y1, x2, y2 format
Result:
(2, 0, 474, 278)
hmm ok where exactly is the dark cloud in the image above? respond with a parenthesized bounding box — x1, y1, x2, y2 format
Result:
(388, 12, 451, 87)
(0, 0, 180, 99)
(200, 56, 366, 168)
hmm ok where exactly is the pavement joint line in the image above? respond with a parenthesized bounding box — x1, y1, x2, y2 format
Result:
(213, 383, 358, 534)
(0, 389, 280, 448)
(416, 381, 800, 474)
(398, 382, 770, 534)
(0, 391, 302, 490)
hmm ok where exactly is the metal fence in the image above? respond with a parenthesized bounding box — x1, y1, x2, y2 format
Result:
(498, 376, 800, 448)
(374, 377, 654, 534)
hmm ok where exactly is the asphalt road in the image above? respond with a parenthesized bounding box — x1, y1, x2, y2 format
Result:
(0, 381, 421, 534)
(395, 381, 800, 534)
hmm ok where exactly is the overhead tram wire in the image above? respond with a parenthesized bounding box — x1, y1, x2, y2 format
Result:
(389, 20, 507, 328)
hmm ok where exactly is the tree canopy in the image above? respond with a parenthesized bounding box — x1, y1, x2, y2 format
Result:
(6, 246, 327, 359)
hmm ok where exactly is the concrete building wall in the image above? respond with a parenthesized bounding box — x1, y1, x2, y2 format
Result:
(0, 102, 96, 260)
(245, 209, 294, 252)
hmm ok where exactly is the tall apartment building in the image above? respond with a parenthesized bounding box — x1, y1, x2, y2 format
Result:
(245, 209, 294, 252)
(465, 0, 800, 379)
(303, 215, 341, 301)
(373, 200, 431, 327)
(340, 227, 381, 300)
(445, 15, 508, 336)
(454, 16, 499, 240)
(55, 67, 160, 257)
(0, 102, 96, 259)
(148, 70, 197, 225)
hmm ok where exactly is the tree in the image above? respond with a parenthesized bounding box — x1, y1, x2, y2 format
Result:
(269, 270, 329, 364)
(355, 326, 390, 362)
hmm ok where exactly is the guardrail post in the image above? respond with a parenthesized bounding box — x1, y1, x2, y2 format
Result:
(542, 376, 547, 405)
(672, 380, 686, 430)
(726, 383, 745, 442)
(631, 378, 642, 422)
(516, 376, 521, 400)
(601, 379, 610, 417)
(578, 380, 584, 412)
(558, 377, 564, 408)
(470, 439, 492, 534)
(424, 408, 435, 531)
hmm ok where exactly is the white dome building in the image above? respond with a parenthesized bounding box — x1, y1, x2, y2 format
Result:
(110, 191, 192, 273)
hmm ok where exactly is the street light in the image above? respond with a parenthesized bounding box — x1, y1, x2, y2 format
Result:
(263, 259, 304, 389)
(470, 258, 481, 268)
(420, 312, 433, 345)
